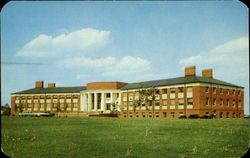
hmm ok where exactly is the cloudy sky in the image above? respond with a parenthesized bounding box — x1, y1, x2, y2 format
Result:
(1, 1, 249, 114)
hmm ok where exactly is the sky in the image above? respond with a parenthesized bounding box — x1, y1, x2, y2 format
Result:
(1, 1, 249, 114)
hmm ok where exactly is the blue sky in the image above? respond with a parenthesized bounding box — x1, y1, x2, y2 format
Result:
(1, 1, 249, 114)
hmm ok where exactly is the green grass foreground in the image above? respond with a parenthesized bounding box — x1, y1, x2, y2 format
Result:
(1, 117, 249, 158)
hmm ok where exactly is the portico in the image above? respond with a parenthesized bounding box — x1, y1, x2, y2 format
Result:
(80, 90, 121, 113)
(80, 81, 127, 114)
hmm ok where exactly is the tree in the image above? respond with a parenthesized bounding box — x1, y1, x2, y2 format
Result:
(136, 85, 157, 118)
(1, 104, 11, 116)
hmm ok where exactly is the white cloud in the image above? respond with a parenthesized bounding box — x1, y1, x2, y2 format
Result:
(16, 28, 110, 57)
(59, 56, 116, 68)
(76, 74, 89, 80)
(179, 37, 249, 68)
(179, 37, 249, 114)
(102, 56, 151, 77)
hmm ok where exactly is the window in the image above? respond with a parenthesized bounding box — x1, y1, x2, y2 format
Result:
(238, 91, 242, 96)
(232, 113, 236, 118)
(40, 96, 45, 99)
(187, 87, 192, 93)
(106, 93, 111, 98)
(73, 95, 78, 99)
(220, 88, 223, 94)
(220, 99, 223, 106)
(232, 90, 236, 95)
(226, 99, 229, 106)
(213, 99, 216, 106)
(205, 87, 209, 93)
(226, 112, 230, 118)
(187, 98, 193, 105)
(106, 103, 111, 110)
(53, 96, 58, 99)
(155, 112, 159, 118)
(170, 112, 175, 118)
(162, 89, 167, 94)
(226, 89, 229, 95)
(163, 112, 167, 118)
(170, 88, 175, 93)
(232, 100, 235, 107)
(220, 112, 223, 118)
(170, 99, 175, 106)
(162, 100, 167, 106)
(179, 112, 184, 117)
(178, 99, 184, 106)
(205, 98, 209, 106)
(178, 87, 184, 93)
(60, 96, 64, 99)
(238, 100, 242, 107)
(213, 87, 216, 94)
(155, 89, 160, 94)
(155, 101, 160, 106)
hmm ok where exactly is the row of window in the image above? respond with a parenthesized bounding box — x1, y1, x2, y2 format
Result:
(16, 95, 79, 100)
(122, 111, 242, 118)
(205, 98, 242, 107)
(123, 98, 193, 106)
(123, 87, 193, 97)
(15, 103, 79, 112)
(205, 87, 242, 96)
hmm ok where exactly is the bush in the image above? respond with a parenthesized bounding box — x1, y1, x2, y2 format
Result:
(179, 115, 187, 119)
(188, 114, 200, 119)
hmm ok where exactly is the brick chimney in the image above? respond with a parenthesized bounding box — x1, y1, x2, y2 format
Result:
(35, 81, 44, 88)
(48, 83, 56, 88)
(184, 66, 196, 77)
(202, 69, 213, 78)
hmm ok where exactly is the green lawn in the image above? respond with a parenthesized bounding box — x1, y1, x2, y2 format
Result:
(1, 117, 249, 158)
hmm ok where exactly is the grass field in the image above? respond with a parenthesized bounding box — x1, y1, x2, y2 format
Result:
(1, 117, 249, 158)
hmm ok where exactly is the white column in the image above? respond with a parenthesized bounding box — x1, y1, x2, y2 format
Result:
(101, 92, 105, 111)
(94, 93, 97, 111)
(87, 93, 91, 111)
(111, 93, 113, 110)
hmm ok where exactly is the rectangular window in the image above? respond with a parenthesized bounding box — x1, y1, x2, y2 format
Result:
(205, 87, 209, 93)
(238, 91, 242, 96)
(220, 88, 223, 94)
(187, 98, 193, 105)
(170, 112, 175, 118)
(178, 99, 184, 106)
(232, 100, 235, 107)
(232, 90, 236, 95)
(162, 89, 167, 94)
(106, 93, 111, 98)
(162, 100, 167, 106)
(226, 99, 229, 106)
(187, 87, 192, 92)
(226, 89, 229, 95)
(179, 112, 184, 117)
(213, 87, 216, 94)
(155, 100, 160, 106)
(238, 100, 242, 107)
(220, 99, 223, 106)
(205, 98, 209, 106)
(213, 99, 216, 106)
(170, 99, 175, 106)
(163, 112, 167, 118)
(170, 88, 175, 93)
(178, 87, 184, 93)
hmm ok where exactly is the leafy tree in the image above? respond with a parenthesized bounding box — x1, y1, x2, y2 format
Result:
(1, 104, 11, 116)
(135, 84, 157, 118)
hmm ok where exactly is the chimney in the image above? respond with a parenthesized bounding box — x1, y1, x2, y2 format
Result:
(202, 69, 213, 78)
(48, 83, 56, 88)
(35, 81, 44, 88)
(184, 66, 196, 77)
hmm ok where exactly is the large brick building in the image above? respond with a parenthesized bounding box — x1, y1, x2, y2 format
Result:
(10, 66, 244, 118)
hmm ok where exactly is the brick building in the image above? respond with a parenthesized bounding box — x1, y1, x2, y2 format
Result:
(10, 66, 244, 118)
